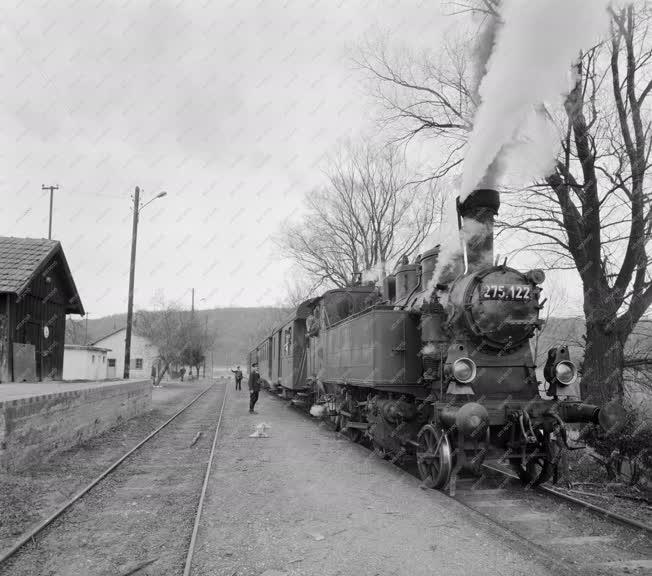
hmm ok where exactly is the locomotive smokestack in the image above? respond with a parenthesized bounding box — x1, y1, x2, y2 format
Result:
(457, 188, 500, 271)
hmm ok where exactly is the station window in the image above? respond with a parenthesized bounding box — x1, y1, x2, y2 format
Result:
(108, 359, 116, 367)
(135, 358, 143, 369)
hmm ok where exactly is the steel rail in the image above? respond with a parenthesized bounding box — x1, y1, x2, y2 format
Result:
(183, 384, 228, 576)
(481, 463, 652, 533)
(0, 384, 216, 566)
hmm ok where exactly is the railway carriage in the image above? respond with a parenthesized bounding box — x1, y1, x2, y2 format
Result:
(248, 302, 313, 392)
(248, 188, 621, 493)
(248, 336, 271, 386)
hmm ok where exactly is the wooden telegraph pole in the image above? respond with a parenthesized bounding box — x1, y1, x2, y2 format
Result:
(42, 184, 59, 239)
(124, 187, 140, 379)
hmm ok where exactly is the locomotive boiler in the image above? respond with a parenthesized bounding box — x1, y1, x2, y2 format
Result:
(249, 188, 618, 492)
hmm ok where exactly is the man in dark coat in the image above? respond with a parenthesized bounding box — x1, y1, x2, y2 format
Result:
(231, 366, 243, 390)
(248, 363, 261, 414)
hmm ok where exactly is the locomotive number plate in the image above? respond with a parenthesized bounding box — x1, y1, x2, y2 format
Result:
(480, 284, 532, 301)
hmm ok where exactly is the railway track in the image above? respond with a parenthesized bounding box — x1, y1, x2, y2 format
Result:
(481, 462, 652, 533)
(273, 389, 652, 576)
(0, 381, 227, 576)
(449, 465, 652, 576)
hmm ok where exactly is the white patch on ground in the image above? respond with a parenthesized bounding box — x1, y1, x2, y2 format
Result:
(310, 404, 326, 418)
(249, 422, 271, 438)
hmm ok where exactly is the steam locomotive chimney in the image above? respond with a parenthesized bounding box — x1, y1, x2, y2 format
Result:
(457, 188, 500, 271)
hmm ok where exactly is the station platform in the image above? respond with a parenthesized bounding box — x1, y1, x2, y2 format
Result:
(0, 379, 152, 472)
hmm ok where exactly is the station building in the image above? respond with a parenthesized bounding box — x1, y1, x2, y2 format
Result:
(62, 344, 111, 380)
(0, 237, 84, 383)
(92, 327, 162, 380)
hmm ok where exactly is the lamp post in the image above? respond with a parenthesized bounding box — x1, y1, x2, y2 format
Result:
(123, 187, 167, 379)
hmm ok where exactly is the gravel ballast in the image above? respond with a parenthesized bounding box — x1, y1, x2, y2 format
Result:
(0, 379, 213, 559)
(191, 389, 557, 576)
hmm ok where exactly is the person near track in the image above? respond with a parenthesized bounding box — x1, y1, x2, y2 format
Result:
(248, 363, 261, 414)
(231, 365, 243, 390)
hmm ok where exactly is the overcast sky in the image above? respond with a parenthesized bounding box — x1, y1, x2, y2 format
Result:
(1, 0, 584, 318)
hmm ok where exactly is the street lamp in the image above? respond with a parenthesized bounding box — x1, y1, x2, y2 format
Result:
(123, 187, 167, 379)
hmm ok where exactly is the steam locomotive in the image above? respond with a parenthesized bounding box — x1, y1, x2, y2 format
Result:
(248, 188, 617, 492)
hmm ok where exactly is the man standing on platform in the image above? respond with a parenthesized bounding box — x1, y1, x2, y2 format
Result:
(231, 365, 243, 390)
(248, 363, 261, 414)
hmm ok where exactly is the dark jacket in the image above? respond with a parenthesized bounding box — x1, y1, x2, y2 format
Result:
(248, 370, 261, 392)
(231, 369, 243, 380)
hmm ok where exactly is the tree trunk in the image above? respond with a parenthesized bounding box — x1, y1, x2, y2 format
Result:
(155, 362, 169, 386)
(581, 325, 625, 405)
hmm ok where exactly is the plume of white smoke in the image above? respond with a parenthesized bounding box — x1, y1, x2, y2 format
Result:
(460, 0, 612, 200)
(424, 190, 462, 293)
(470, 10, 501, 103)
(499, 106, 561, 184)
(425, 190, 496, 292)
(361, 260, 386, 284)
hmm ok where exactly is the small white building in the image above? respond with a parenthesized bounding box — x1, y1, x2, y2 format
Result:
(63, 345, 111, 381)
(92, 327, 162, 380)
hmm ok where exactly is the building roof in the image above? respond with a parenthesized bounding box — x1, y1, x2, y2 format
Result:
(91, 327, 157, 353)
(91, 326, 127, 345)
(0, 236, 84, 314)
(64, 344, 112, 352)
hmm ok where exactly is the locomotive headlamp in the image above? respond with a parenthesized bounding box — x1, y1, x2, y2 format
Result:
(544, 346, 577, 396)
(452, 358, 477, 384)
(554, 360, 577, 385)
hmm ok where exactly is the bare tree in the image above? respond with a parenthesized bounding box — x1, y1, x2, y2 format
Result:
(500, 5, 652, 404)
(182, 314, 218, 378)
(245, 309, 289, 355)
(360, 2, 652, 404)
(357, 38, 474, 181)
(279, 275, 321, 308)
(65, 317, 85, 345)
(134, 298, 190, 385)
(279, 141, 442, 288)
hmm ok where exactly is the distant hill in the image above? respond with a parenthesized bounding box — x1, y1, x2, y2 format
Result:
(534, 317, 652, 365)
(66, 307, 291, 366)
(533, 316, 586, 366)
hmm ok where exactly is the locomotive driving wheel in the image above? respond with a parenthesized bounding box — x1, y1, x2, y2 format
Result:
(416, 424, 452, 489)
(334, 391, 363, 443)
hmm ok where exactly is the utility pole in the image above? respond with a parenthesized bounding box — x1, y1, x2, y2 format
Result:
(203, 316, 208, 378)
(190, 288, 195, 352)
(85, 313, 89, 344)
(124, 187, 140, 379)
(122, 187, 167, 380)
(42, 184, 59, 240)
